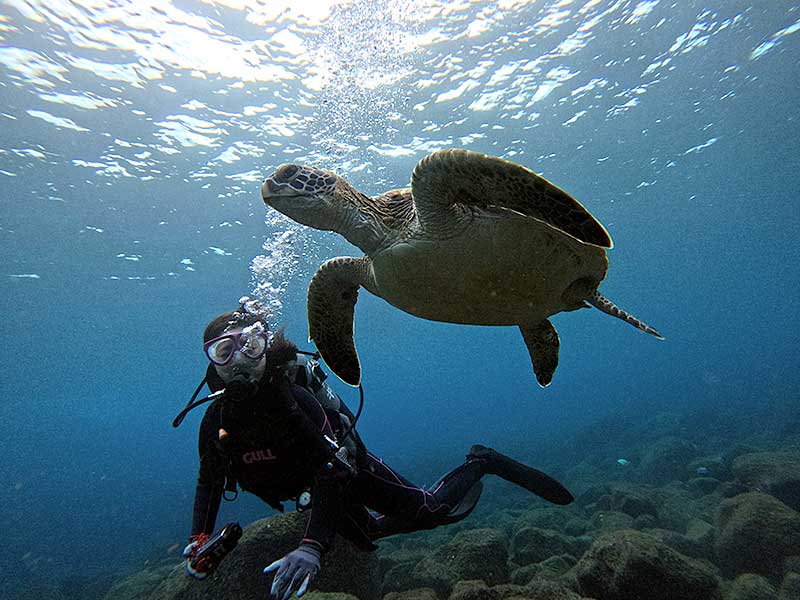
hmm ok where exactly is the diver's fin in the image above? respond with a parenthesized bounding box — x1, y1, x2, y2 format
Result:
(468, 445, 574, 505)
(442, 481, 483, 524)
(587, 290, 664, 340)
(519, 320, 560, 387)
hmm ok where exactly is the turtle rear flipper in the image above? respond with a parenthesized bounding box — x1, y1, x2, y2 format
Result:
(587, 290, 664, 340)
(307, 256, 377, 386)
(519, 320, 560, 387)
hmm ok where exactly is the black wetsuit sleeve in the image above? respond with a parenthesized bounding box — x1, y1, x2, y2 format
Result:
(190, 402, 226, 537)
(287, 385, 343, 551)
(303, 472, 342, 551)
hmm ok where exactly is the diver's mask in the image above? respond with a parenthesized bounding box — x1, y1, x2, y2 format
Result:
(204, 328, 268, 366)
(205, 325, 269, 391)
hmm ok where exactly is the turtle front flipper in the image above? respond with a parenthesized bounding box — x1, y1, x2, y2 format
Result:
(519, 320, 561, 387)
(411, 149, 612, 247)
(307, 256, 377, 386)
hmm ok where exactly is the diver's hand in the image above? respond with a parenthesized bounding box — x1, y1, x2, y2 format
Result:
(263, 541, 322, 600)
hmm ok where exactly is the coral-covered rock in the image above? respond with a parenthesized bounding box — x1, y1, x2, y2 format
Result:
(574, 529, 721, 600)
(522, 578, 593, 600)
(448, 579, 589, 600)
(412, 528, 509, 597)
(103, 565, 174, 600)
(512, 507, 578, 535)
(383, 589, 438, 600)
(610, 488, 659, 519)
(564, 517, 589, 537)
(780, 572, 800, 600)
(449, 579, 494, 600)
(639, 437, 698, 485)
(645, 518, 714, 561)
(117, 513, 380, 600)
(447, 580, 526, 600)
(732, 452, 800, 511)
(715, 492, 800, 579)
(687, 476, 722, 497)
(724, 574, 778, 600)
(382, 561, 423, 596)
(510, 527, 583, 566)
(588, 510, 634, 532)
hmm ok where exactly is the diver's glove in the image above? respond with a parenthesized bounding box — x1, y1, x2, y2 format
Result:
(264, 541, 322, 600)
(183, 533, 211, 579)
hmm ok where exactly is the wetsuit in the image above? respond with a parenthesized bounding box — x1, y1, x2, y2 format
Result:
(190, 357, 485, 551)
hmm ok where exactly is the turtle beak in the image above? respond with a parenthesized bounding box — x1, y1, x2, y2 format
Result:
(261, 177, 282, 203)
(263, 178, 282, 197)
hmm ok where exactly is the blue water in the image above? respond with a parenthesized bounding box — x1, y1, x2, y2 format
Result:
(1, 0, 798, 596)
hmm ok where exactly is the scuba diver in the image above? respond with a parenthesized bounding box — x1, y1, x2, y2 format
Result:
(176, 299, 574, 600)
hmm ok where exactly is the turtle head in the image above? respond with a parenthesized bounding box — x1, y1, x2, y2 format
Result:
(262, 162, 387, 253)
(262, 163, 350, 232)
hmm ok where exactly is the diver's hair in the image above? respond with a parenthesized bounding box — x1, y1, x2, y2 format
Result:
(266, 327, 299, 370)
(203, 310, 266, 343)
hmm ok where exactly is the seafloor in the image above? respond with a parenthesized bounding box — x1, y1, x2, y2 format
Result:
(18, 400, 800, 600)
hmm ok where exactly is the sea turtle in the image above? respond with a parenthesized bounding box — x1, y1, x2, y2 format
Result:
(261, 149, 663, 388)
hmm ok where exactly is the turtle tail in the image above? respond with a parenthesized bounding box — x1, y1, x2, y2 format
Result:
(588, 290, 664, 340)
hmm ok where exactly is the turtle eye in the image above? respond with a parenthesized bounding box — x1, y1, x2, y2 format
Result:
(276, 164, 299, 182)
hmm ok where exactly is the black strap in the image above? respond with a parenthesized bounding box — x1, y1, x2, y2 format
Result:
(338, 384, 364, 445)
(172, 376, 210, 428)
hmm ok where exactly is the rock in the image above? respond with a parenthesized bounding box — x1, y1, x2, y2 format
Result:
(510, 527, 583, 566)
(786, 557, 800, 573)
(564, 518, 589, 537)
(650, 484, 702, 533)
(646, 521, 714, 561)
(536, 554, 577, 579)
(633, 514, 657, 529)
(447, 580, 526, 600)
(522, 578, 593, 599)
(574, 529, 721, 600)
(594, 494, 613, 511)
(610, 488, 659, 519)
(719, 481, 750, 498)
(513, 507, 578, 534)
(383, 589, 438, 600)
(688, 455, 728, 481)
(304, 594, 361, 600)
(382, 561, 422, 595)
(688, 476, 721, 497)
(639, 437, 698, 485)
(510, 563, 542, 586)
(449, 580, 495, 600)
(725, 574, 778, 600)
(732, 452, 800, 511)
(413, 528, 508, 597)
(685, 518, 715, 554)
(780, 572, 800, 600)
(115, 513, 380, 600)
(448, 579, 588, 600)
(103, 565, 174, 600)
(716, 492, 800, 579)
(645, 518, 714, 561)
(588, 510, 634, 532)
(575, 484, 612, 508)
